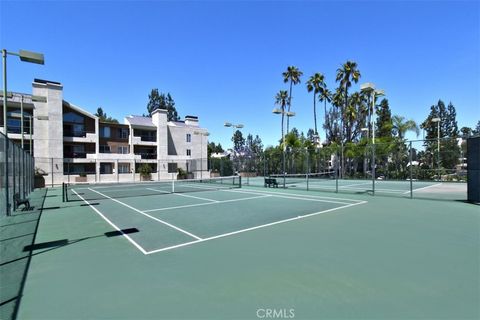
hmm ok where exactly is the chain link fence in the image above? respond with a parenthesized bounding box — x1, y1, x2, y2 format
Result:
(34, 157, 211, 186)
(1, 132, 35, 216)
(236, 137, 471, 201)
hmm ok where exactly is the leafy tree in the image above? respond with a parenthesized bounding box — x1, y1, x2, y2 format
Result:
(282, 66, 303, 134)
(474, 121, 480, 135)
(95, 107, 119, 124)
(146, 89, 180, 121)
(376, 99, 394, 139)
(460, 127, 472, 137)
(232, 130, 245, 154)
(420, 100, 460, 170)
(318, 84, 332, 143)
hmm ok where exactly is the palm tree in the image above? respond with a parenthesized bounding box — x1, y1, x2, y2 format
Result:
(282, 66, 303, 134)
(318, 80, 331, 144)
(335, 61, 361, 143)
(392, 115, 420, 140)
(275, 90, 289, 149)
(306, 73, 324, 138)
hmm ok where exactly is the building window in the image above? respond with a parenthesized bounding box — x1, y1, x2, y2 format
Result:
(186, 149, 191, 156)
(186, 133, 191, 143)
(118, 163, 130, 174)
(63, 112, 84, 124)
(168, 163, 177, 173)
(118, 146, 128, 154)
(99, 145, 111, 153)
(118, 128, 129, 139)
(100, 126, 111, 138)
(100, 163, 113, 174)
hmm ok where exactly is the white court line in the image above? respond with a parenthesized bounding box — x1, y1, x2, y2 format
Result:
(225, 189, 355, 205)
(340, 181, 372, 188)
(147, 188, 219, 203)
(143, 195, 272, 213)
(71, 190, 148, 255)
(88, 188, 202, 240)
(226, 188, 364, 203)
(146, 200, 368, 254)
(403, 183, 443, 194)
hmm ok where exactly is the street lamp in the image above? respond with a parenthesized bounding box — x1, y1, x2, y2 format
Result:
(360, 82, 385, 144)
(193, 131, 209, 179)
(272, 108, 295, 186)
(431, 117, 441, 178)
(2, 48, 44, 215)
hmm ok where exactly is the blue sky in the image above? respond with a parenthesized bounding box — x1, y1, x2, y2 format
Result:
(1, 0, 479, 149)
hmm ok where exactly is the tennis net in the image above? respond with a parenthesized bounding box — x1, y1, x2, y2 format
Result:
(63, 176, 241, 202)
(269, 172, 335, 187)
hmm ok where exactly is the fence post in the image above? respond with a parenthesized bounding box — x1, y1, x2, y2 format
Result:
(12, 145, 16, 211)
(372, 144, 376, 196)
(409, 141, 413, 199)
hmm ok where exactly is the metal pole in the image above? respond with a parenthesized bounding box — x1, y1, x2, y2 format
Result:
(372, 91, 376, 145)
(200, 134, 203, 180)
(3, 49, 10, 215)
(29, 116, 32, 155)
(12, 144, 16, 210)
(437, 121, 440, 180)
(51, 157, 54, 187)
(20, 95, 24, 149)
(409, 141, 413, 199)
(372, 143, 376, 196)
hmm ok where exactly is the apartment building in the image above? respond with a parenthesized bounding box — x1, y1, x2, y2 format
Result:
(1, 79, 209, 185)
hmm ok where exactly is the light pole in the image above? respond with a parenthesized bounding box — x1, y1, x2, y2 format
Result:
(224, 122, 244, 173)
(360, 82, 385, 144)
(193, 131, 209, 179)
(272, 108, 295, 186)
(2, 49, 44, 215)
(431, 117, 441, 178)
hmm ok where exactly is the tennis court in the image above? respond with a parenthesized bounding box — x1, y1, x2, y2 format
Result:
(2, 177, 478, 319)
(63, 177, 366, 254)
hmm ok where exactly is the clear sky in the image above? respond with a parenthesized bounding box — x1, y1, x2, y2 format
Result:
(1, 0, 479, 149)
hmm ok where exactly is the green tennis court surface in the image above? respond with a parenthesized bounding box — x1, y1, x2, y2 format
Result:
(4, 183, 479, 319)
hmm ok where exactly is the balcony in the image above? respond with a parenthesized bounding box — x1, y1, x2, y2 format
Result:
(64, 151, 87, 159)
(132, 135, 157, 146)
(135, 153, 157, 160)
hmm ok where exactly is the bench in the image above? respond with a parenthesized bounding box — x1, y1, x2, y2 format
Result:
(14, 193, 30, 211)
(264, 178, 279, 188)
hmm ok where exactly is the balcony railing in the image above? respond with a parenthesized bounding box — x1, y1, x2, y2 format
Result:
(134, 135, 156, 142)
(64, 129, 95, 138)
(64, 152, 87, 158)
(135, 153, 157, 159)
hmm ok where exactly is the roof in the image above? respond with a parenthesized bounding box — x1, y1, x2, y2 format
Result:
(125, 115, 155, 127)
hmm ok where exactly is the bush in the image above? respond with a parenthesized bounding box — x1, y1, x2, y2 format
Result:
(138, 164, 152, 178)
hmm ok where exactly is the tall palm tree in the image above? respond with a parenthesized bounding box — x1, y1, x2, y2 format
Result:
(275, 90, 289, 149)
(306, 73, 324, 138)
(392, 115, 420, 140)
(282, 66, 303, 134)
(335, 61, 361, 143)
(318, 79, 331, 144)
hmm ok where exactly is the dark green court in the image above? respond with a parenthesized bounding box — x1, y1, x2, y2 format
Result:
(1, 184, 478, 319)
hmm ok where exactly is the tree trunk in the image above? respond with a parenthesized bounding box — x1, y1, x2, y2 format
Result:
(287, 81, 293, 134)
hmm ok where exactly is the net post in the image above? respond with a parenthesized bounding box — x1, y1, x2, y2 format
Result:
(238, 175, 242, 188)
(335, 147, 339, 193)
(409, 141, 413, 199)
(62, 182, 65, 202)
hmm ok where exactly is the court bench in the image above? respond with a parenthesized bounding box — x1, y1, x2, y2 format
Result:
(264, 178, 279, 188)
(14, 193, 31, 211)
